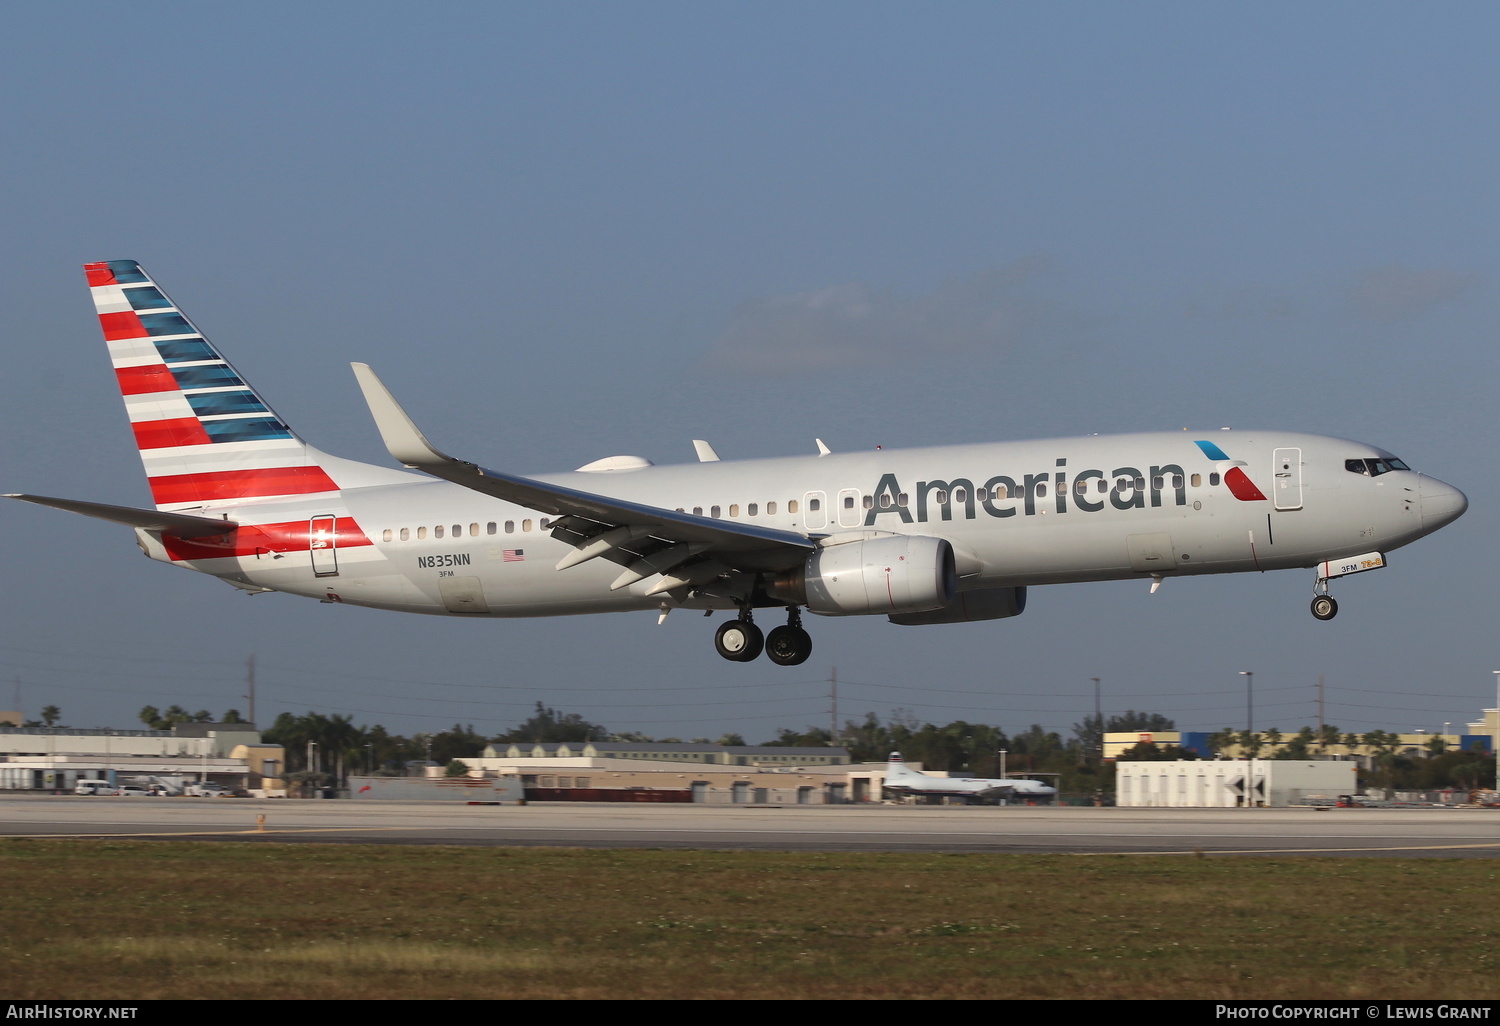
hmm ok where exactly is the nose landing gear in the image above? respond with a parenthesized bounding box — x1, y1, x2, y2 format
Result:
(1310, 578, 1338, 621)
(1311, 594, 1338, 621)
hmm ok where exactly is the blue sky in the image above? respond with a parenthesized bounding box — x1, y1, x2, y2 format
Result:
(2, 3, 1496, 743)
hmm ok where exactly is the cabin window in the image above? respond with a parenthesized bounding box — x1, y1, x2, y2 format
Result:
(1190, 474, 1201, 488)
(1209, 473, 1221, 487)
(1097, 479, 1107, 493)
(417, 527, 427, 540)
(934, 490, 948, 504)
(693, 506, 703, 516)
(1074, 480, 1087, 496)
(486, 522, 496, 535)
(1151, 477, 1163, 490)
(788, 499, 799, 514)
(953, 488, 966, 503)
(382, 529, 392, 542)
(879, 493, 892, 508)
(400, 528, 410, 541)
(766, 501, 777, 515)
(748, 503, 758, 517)
(434, 525, 444, 538)
(540, 519, 550, 530)
(976, 487, 988, 501)
(453, 524, 462, 536)
(995, 484, 1009, 499)
(505, 520, 515, 533)
(808, 498, 820, 511)
(711, 505, 721, 518)
(1172, 475, 1184, 489)
(522, 519, 532, 532)
(729, 504, 740, 517)
(843, 495, 855, 509)
(1035, 483, 1047, 497)
(862, 495, 873, 509)
(1135, 477, 1145, 490)
(897, 493, 908, 507)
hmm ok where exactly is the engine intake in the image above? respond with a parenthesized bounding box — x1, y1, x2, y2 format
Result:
(768, 535, 956, 616)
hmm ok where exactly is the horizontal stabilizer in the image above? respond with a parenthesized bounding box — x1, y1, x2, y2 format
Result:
(4, 494, 237, 537)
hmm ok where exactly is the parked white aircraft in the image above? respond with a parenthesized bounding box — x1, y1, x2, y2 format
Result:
(6, 261, 1469, 665)
(882, 752, 1057, 803)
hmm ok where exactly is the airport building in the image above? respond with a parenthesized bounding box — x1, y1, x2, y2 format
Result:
(0, 723, 285, 794)
(464, 747, 877, 804)
(481, 741, 849, 767)
(1115, 759, 1356, 807)
(1104, 730, 1493, 761)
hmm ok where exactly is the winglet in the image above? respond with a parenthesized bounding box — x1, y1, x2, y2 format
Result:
(815, 438, 831, 456)
(692, 439, 721, 462)
(350, 363, 454, 469)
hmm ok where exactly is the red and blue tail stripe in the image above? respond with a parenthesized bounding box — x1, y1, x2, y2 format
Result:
(86, 259, 338, 510)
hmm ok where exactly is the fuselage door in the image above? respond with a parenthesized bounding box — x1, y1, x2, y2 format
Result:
(309, 515, 339, 577)
(837, 488, 862, 528)
(803, 491, 828, 531)
(1272, 448, 1303, 511)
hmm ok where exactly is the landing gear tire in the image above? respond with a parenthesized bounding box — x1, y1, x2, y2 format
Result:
(714, 619, 764, 662)
(765, 625, 813, 666)
(1310, 595, 1338, 621)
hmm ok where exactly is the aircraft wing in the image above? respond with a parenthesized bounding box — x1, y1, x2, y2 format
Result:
(4, 494, 238, 538)
(351, 364, 816, 591)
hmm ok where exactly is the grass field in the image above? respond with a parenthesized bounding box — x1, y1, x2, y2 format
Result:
(2, 838, 1496, 1000)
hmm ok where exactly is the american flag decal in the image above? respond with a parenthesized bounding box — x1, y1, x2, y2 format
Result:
(503, 549, 525, 562)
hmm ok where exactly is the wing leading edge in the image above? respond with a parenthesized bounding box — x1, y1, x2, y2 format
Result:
(350, 363, 815, 595)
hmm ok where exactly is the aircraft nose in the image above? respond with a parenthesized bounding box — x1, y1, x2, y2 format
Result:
(1419, 476, 1468, 531)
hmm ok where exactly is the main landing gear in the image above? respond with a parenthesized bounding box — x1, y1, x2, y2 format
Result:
(714, 607, 812, 665)
(1310, 578, 1338, 621)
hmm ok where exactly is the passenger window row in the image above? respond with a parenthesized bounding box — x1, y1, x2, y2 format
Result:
(381, 519, 551, 543)
(379, 471, 1237, 543)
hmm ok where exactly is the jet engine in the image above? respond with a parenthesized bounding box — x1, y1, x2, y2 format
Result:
(767, 535, 956, 616)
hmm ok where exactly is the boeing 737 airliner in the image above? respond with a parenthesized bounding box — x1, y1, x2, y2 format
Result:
(6, 261, 1469, 665)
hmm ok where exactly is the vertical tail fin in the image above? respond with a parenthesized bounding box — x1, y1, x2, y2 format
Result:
(85, 260, 404, 511)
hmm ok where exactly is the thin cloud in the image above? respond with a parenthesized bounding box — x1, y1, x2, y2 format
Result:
(700, 257, 1057, 376)
(1346, 265, 1480, 323)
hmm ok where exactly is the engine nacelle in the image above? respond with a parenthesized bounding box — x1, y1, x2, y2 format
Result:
(768, 535, 956, 616)
(888, 586, 1027, 625)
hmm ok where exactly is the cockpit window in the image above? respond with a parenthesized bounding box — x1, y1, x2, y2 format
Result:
(1347, 457, 1411, 477)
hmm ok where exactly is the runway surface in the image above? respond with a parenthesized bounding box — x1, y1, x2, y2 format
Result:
(6, 796, 1500, 856)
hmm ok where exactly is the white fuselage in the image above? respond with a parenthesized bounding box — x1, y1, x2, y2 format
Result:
(145, 429, 1463, 618)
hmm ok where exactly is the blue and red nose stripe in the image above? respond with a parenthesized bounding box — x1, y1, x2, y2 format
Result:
(1192, 439, 1267, 501)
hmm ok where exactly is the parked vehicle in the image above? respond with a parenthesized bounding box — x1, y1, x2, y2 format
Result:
(112, 785, 150, 797)
(184, 782, 233, 797)
(74, 779, 114, 796)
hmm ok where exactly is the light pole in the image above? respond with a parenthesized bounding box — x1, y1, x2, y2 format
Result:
(1091, 677, 1102, 763)
(998, 749, 1008, 780)
(1239, 671, 1254, 808)
(1492, 671, 1500, 789)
